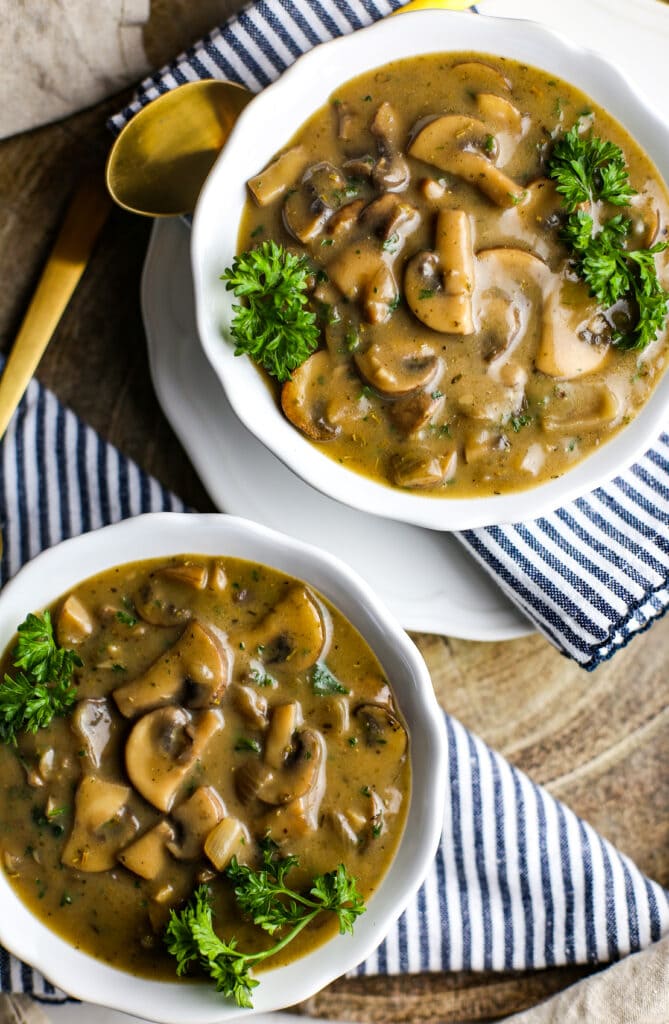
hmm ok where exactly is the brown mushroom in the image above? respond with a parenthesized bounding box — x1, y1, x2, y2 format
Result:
(71, 698, 113, 770)
(390, 449, 457, 489)
(451, 60, 511, 94)
(264, 702, 301, 770)
(355, 704, 408, 759)
(62, 776, 137, 872)
(118, 820, 176, 880)
(389, 390, 444, 436)
(236, 728, 325, 806)
(404, 209, 475, 334)
(247, 146, 309, 206)
(228, 682, 268, 730)
(476, 92, 523, 134)
(542, 382, 620, 432)
(125, 706, 223, 813)
(354, 339, 439, 397)
(370, 101, 410, 192)
(113, 621, 232, 718)
(283, 162, 346, 243)
(167, 786, 226, 860)
(360, 193, 420, 241)
(281, 350, 367, 442)
(328, 242, 400, 324)
(409, 115, 526, 207)
(245, 585, 326, 672)
(134, 566, 208, 627)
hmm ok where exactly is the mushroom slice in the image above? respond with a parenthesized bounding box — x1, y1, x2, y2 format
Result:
(57, 595, 94, 647)
(71, 698, 113, 770)
(451, 60, 511, 94)
(370, 101, 410, 192)
(62, 776, 136, 873)
(409, 116, 525, 207)
(167, 786, 226, 860)
(480, 292, 522, 362)
(542, 382, 619, 433)
(389, 390, 444, 437)
(354, 704, 408, 760)
(280, 350, 345, 442)
(476, 93, 523, 134)
(391, 449, 457, 489)
(355, 340, 439, 397)
(328, 242, 400, 324)
(260, 739, 327, 842)
(405, 209, 475, 334)
(360, 194, 420, 241)
(536, 289, 611, 378)
(496, 179, 565, 263)
(125, 707, 223, 813)
(118, 820, 176, 880)
(326, 197, 366, 241)
(283, 162, 346, 243)
(247, 146, 308, 206)
(265, 702, 301, 770)
(237, 728, 325, 806)
(228, 682, 268, 730)
(113, 621, 231, 718)
(204, 817, 250, 871)
(160, 564, 208, 589)
(246, 585, 326, 672)
(134, 571, 195, 626)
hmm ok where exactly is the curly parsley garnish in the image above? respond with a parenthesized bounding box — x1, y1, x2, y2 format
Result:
(547, 120, 669, 350)
(0, 612, 81, 745)
(222, 240, 319, 382)
(165, 843, 365, 1008)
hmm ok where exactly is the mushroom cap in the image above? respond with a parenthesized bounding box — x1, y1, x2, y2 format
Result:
(281, 351, 344, 442)
(236, 728, 325, 806)
(247, 145, 308, 207)
(61, 776, 136, 873)
(476, 92, 523, 134)
(71, 698, 113, 770)
(167, 785, 226, 860)
(390, 449, 457, 489)
(117, 820, 176, 880)
(246, 584, 326, 672)
(354, 339, 439, 397)
(451, 60, 512, 94)
(125, 706, 223, 813)
(113, 620, 232, 718)
(283, 162, 346, 243)
(354, 704, 408, 760)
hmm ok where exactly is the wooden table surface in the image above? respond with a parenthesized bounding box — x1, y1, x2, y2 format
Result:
(1, 2, 667, 1020)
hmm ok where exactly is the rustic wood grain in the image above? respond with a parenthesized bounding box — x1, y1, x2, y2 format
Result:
(1, 2, 667, 1020)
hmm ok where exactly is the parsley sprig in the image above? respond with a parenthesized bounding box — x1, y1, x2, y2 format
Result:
(547, 121, 669, 350)
(222, 240, 319, 382)
(165, 843, 365, 1008)
(548, 120, 637, 211)
(0, 612, 81, 745)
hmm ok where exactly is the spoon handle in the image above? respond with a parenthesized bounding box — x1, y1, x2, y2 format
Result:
(0, 174, 111, 440)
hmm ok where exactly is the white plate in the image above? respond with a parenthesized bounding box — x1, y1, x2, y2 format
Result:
(141, 217, 530, 641)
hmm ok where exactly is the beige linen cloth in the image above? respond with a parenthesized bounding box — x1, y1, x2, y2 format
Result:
(1, 1, 668, 1022)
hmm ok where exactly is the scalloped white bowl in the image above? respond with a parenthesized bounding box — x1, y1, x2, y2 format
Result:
(191, 9, 669, 531)
(0, 513, 446, 1022)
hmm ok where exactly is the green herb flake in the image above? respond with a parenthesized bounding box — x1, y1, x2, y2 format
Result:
(115, 611, 137, 628)
(311, 664, 350, 696)
(235, 737, 262, 754)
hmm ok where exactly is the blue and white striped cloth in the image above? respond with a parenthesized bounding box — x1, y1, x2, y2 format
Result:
(110, 0, 669, 671)
(0, 371, 667, 998)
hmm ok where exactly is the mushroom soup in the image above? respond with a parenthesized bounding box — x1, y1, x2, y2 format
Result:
(0, 556, 409, 978)
(236, 53, 669, 496)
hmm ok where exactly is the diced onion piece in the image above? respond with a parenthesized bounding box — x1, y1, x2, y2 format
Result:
(204, 818, 249, 871)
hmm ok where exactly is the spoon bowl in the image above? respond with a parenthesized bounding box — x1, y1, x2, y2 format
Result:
(106, 80, 252, 217)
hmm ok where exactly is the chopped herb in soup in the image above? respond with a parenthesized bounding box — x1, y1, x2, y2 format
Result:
(0, 557, 409, 1003)
(229, 53, 669, 497)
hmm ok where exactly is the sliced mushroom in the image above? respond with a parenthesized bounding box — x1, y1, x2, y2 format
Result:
(328, 242, 400, 324)
(370, 101, 410, 192)
(496, 179, 565, 264)
(247, 146, 309, 206)
(390, 449, 457, 489)
(260, 737, 327, 842)
(113, 621, 231, 718)
(57, 595, 94, 647)
(360, 193, 419, 241)
(317, 695, 350, 737)
(542, 382, 620, 432)
(355, 704, 408, 760)
(389, 390, 444, 436)
(62, 776, 137, 872)
(264, 702, 301, 770)
(536, 288, 611, 378)
(451, 60, 511, 94)
(134, 569, 200, 627)
(355, 339, 439, 397)
(283, 162, 346, 243)
(167, 786, 226, 860)
(326, 197, 366, 241)
(476, 92, 523, 134)
(118, 820, 176, 880)
(125, 706, 223, 812)
(71, 698, 113, 770)
(409, 115, 526, 207)
(335, 102, 355, 141)
(246, 585, 326, 672)
(404, 209, 475, 334)
(281, 350, 357, 442)
(160, 564, 208, 589)
(480, 292, 522, 362)
(228, 682, 268, 730)
(342, 155, 376, 177)
(236, 728, 325, 806)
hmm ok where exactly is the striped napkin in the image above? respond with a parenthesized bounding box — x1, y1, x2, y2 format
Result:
(109, 0, 669, 671)
(0, 371, 667, 999)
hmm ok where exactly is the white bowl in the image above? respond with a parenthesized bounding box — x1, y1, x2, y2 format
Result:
(0, 513, 446, 1022)
(191, 10, 669, 531)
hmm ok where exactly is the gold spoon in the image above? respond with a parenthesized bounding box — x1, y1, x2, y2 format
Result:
(106, 80, 253, 217)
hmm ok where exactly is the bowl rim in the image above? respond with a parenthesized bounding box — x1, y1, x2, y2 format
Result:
(191, 8, 669, 532)
(0, 512, 447, 1022)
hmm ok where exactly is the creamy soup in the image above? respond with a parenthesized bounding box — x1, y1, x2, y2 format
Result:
(0, 557, 409, 979)
(236, 53, 669, 497)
